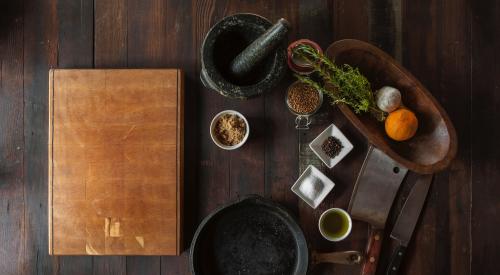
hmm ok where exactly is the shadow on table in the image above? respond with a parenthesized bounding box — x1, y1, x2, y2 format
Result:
(0, 0, 23, 41)
(181, 70, 200, 252)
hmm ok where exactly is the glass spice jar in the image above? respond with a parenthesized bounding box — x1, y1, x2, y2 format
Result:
(286, 81, 323, 130)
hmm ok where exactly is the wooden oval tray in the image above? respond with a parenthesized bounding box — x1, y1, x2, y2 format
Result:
(326, 39, 457, 174)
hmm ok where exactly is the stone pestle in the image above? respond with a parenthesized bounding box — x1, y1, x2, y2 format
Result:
(229, 18, 290, 78)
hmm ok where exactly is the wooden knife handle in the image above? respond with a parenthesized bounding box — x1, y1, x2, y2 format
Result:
(362, 228, 384, 275)
(312, 250, 363, 265)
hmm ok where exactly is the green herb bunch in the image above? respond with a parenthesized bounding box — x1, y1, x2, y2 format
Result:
(292, 44, 386, 121)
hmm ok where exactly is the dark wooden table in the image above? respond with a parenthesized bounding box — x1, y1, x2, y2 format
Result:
(0, 0, 498, 274)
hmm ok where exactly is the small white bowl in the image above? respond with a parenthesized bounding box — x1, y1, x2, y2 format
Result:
(309, 123, 353, 169)
(291, 165, 335, 209)
(318, 208, 352, 242)
(210, 110, 250, 150)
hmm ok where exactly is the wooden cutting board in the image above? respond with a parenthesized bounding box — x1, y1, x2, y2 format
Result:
(48, 69, 183, 255)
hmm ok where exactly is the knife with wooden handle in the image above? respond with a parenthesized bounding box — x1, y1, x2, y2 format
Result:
(348, 146, 408, 275)
(362, 228, 384, 275)
(385, 174, 433, 275)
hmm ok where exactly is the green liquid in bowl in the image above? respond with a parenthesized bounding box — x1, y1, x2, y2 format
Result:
(320, 210, 350, 239)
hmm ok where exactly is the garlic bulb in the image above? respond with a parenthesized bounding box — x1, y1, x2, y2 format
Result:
(375, 86, 402, 113)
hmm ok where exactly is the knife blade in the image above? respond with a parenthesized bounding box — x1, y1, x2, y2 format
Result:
(348, 146, 408, 275)
(385, 174, 433, 275)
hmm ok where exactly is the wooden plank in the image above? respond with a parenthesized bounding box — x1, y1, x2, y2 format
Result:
(296, 1, 369, 274)
(223, 0, 267, 200)
(93, 0, 128, 272)
(158, 74, 186, 264)
(23, 0, 60, 273)
(263, 0, 299, 216)
(397, 0, 472, 274)
(94, 0, 127, 67)
(92, 257, 126, 275)
(57, 0, 94, 68)
(399, 1, 440, 274)
(126, 0, 174, 274)
(127, 0, 168, 67)
(191, 0, 229, 218)
(332, 0, 370, 41)
(0, 0, 492, 274)
(0, 1, 25, 274)
(185, 4, 231, 271)
(297, 0, 336, 270)
(127, 256, 160, 275)
(368, 0, 402, 60)
(436, 9, 471, 274)
(470, 0, 500, 274)
(56, 0, 94, 273)
(358, 2, 407, 275)
(58, 256, 94, 275)
(159, 0, 194, 273)
(161, 0, 197, 254)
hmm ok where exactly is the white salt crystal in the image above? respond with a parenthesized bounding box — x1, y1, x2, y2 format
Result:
(299, 177, 324, 202)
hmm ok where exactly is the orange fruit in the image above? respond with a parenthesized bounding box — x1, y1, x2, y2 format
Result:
(385, 108, 418, 141)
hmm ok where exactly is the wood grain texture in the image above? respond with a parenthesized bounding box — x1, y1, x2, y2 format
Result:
(224, 0, 267, 201)
(49, 69, 183, 256)
(93, 256, 126, 275)
(158, 1, 195, 274)
(264, 0, 299, 214)
(94, 0, 127, 67)
(368, 0, 402, 61)
(93, 0, 127, 272)
(327, 2, 374, 275)
(55, 0, 95, 272)
(296, 2, 364, 275)
(57, 0, 94, 68)
(296, 110, 336, 275)
(127, 256, 160, 275)
(194, 0, 230, 220)
(361, 229, 383, 275)
(23, 0, 59, 273)
(470, 0, 500, 274)
(0, 1, 25, 274)
(127, 0, 168, 67)
(0, 0, 497, 274)
(124, 0, 170, 271)
(395, 1, 472, 275)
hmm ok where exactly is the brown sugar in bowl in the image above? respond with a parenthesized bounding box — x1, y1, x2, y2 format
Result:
(210, 110, 250, 150)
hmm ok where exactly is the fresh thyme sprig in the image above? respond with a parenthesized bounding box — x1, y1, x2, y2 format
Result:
(292, 44, 386, 121)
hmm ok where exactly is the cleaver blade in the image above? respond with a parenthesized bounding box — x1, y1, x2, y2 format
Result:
(348, 146, 408, 275)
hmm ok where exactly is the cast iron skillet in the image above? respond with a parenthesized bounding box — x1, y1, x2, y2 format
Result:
(189, 195, 361, 275)
(190, 195, 308, 275)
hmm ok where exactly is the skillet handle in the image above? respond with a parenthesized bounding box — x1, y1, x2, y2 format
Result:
(361, 228, 384, 275)
(312, 251, 363, 265)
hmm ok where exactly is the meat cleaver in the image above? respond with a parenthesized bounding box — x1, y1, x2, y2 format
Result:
(348, 146, 408, 275)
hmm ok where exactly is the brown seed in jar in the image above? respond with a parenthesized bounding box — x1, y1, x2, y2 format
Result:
(287, 83, 320, 114)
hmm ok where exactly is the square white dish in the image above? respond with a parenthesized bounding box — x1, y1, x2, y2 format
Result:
(291, 165, 335, 209)
(309, 123, 354, 169)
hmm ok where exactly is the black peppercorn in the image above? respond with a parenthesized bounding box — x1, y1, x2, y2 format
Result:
(321, 136, 343, 158)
